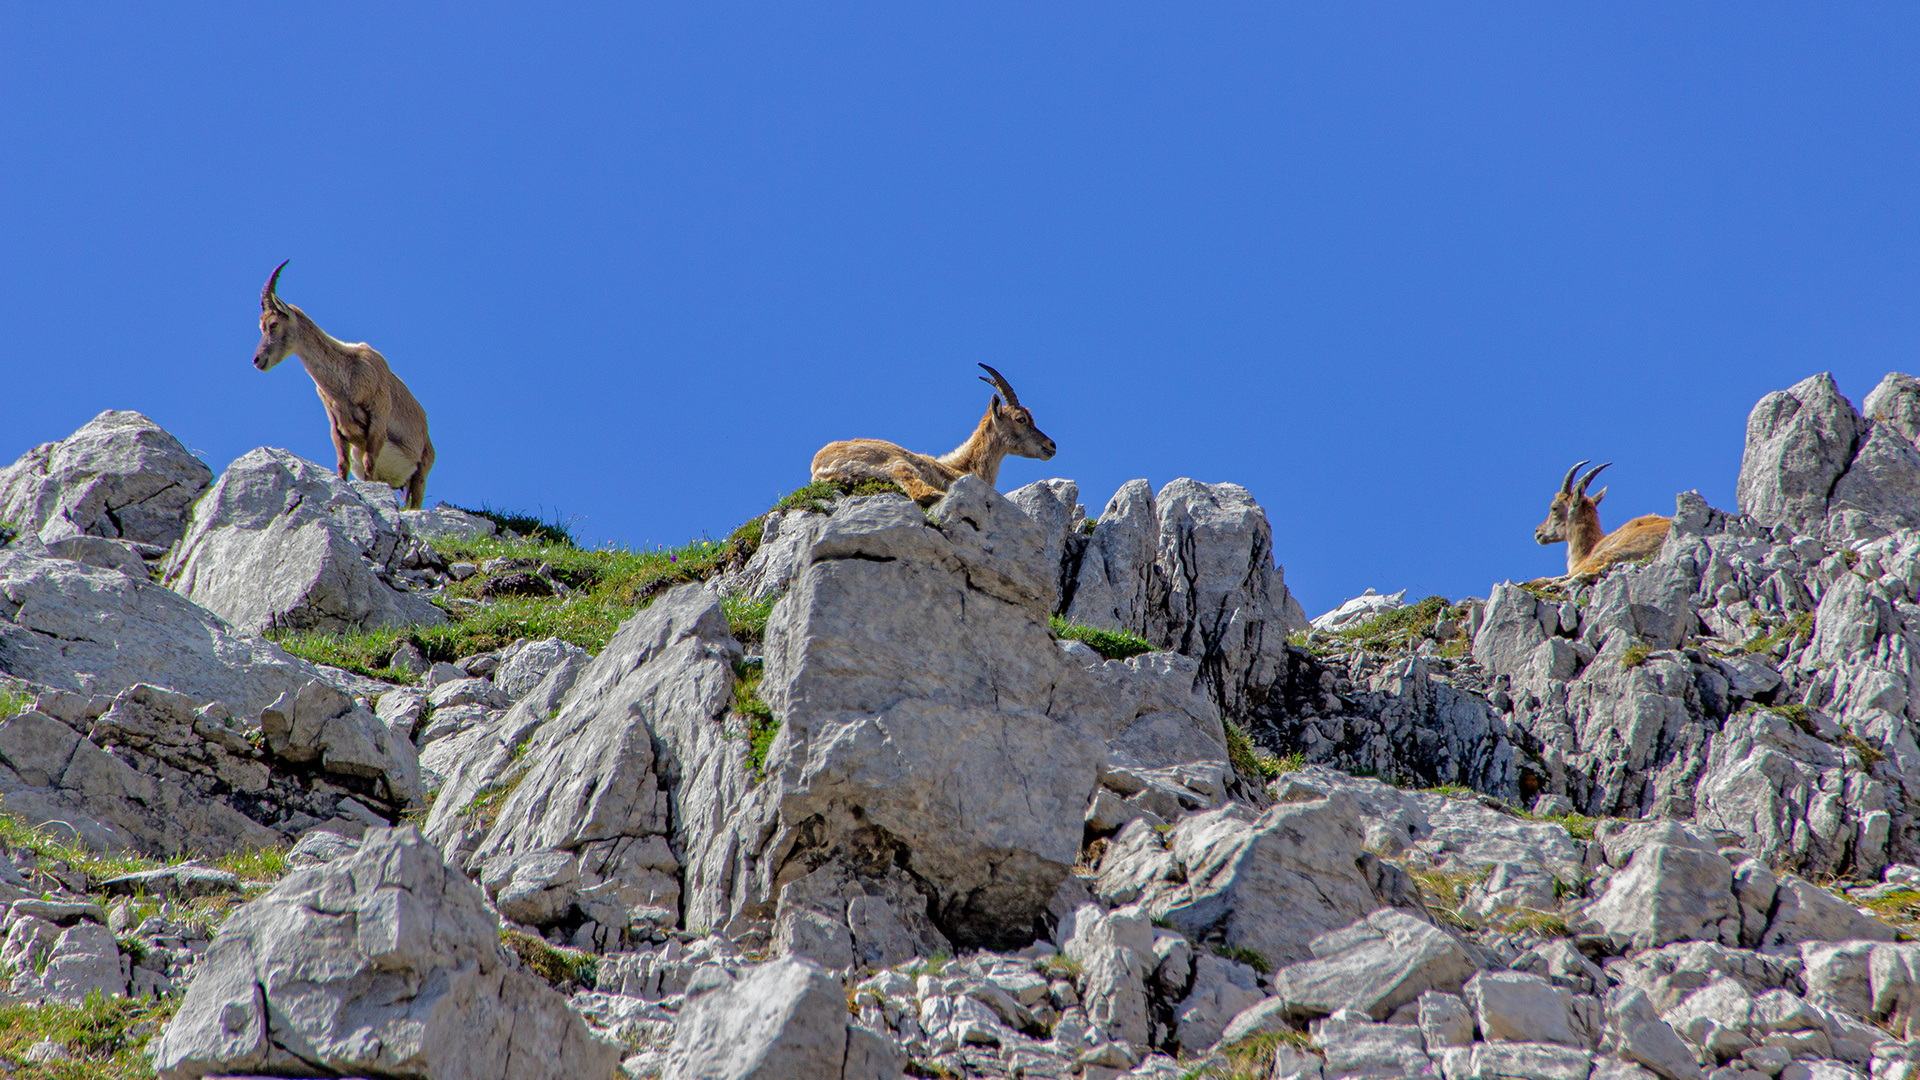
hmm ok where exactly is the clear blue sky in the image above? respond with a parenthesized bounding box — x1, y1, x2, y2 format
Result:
(5, 5, 1918, 617)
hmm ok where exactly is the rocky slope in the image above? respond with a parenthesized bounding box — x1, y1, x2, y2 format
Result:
(0, 376, 1919, 1079)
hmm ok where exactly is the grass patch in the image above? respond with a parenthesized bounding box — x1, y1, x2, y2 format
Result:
(1048, 617, 1154, 661)
(1032, 953, 1080, 982)
(1224, 721, 1279, 781)
(454, 504, 577, 547)
(1212, 944, 1272, 975)
(1842, 732, 1886, 773)
(904, 952, 955, 978)
(1332, 596, 1448, 652)
(1406, 864, 1493, 931)
(771, 478, 903, 514)
(731, 660, 780, 779)
(723, 594, 778, 647)
(1187, 1029, 1318, 1080)
(501, 930, 597, 990)
(274, 480, 917, 682)
(1858, 888, 1920, 927)
(1273, 750, 1305, 775)
(1744, 611, 1816, 656)
(1422, 784, 1476, 800)
(1496, 907, 1572, 938)
(1620, 641, 1651, 668)
(0, 992, 177, 1079)
(1766, 702, 1818, 737)
(0, 686, 30, 721)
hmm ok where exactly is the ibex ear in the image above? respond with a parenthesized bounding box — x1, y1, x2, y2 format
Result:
(990, 393, 1004, 414)
(1591, 487, 1607, 505)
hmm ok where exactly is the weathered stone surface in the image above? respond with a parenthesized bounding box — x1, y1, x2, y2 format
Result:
(0, 549, 359, 717)
(1271, 909, 1476, 1021)
(151, 826, 620, 1080)
(494, 637, 588, 701)
(664, 957, 901, 1080)
(1738, 373, 1863, 533)
(396, 502, 497, 542)
(1584, 843, 1738, 952)
(165, 447, 443, 634)
(1465, 970, 1582, 1048)
(1064, 480, 1161, 637)
(1141, 791, 1420, 970)
(0, 410, 212, 549)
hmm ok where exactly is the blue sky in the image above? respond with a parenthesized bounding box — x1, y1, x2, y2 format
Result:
(4, 5, 1918, 616)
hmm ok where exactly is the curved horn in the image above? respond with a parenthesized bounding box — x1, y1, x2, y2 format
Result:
(1559, 460, 1589, 496)
(977, 363, 1021, 408)
(1575, 462, 1612, 496)
(261, 260, 290, 311)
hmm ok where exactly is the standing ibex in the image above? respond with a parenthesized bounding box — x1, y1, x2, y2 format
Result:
(811, 364, 1056, 505)
(1533, 460, 1671, 582)
(254, 262, 436, 509)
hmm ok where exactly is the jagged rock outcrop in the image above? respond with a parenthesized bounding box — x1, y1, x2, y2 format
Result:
(0, 548, 371, 717)
(164, 447, 445, 634)
(0, 409, 212, 551)
(152, 826, 622, 1080)
(1739, 371, 1920, 535)
(0, 680, 416, 857)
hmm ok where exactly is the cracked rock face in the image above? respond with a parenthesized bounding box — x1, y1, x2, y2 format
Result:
(150, 825, 621, 1080)
(0, 409, 213, 550)
(0, 548, 357, 718)
(164, 447, 444, 635)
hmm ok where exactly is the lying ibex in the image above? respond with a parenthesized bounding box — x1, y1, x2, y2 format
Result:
(811, 364, 1056, 505)
(253, 262, 436, 509)
(1533, 460, 1671, 582)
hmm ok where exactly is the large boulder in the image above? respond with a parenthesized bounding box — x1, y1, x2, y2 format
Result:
(0, 410, 213, 549)
(1270, 908, 1476, 1021)
(1737, 373, 1864, 533)
(1140, 789, 1418, 969)
(151, 826, 621, 1080)
(164, 447, 443, 634)
(1063, 479, 1161, 636)
(664, 957, 902, 1080)
(0, 548, 363, 717)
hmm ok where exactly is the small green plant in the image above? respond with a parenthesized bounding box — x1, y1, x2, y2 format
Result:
(1033, 952, 1081, 981)
(1212, 944, 1272, 975)
(1223, 721, 1279, 781)
(1620, 641, 1651, 668)
(1768, 702, 1817, 736)
(1497, 907, 1572, 939)
(723, 593, 779, 646)
(1048, 617, 1155, 661)
(1189, 1028, 1319, 1080)
(770, 479, 902, 515)
(906, 952, 955, 977)
(732, 660, 780, 778)
(456, 504, 577, 547)
(1332, 596, 1449, 652)
(0, 686, 30, 721)
(501, 929, 597, 989)
(1842, 732, 1886, 773)
(1274, 750, 1305, 775)
(1743, 612, 1815, 656)
(1422, 784, 1475, 799)
(210, 844, 291, 883)
(0, 991, 179, 1078)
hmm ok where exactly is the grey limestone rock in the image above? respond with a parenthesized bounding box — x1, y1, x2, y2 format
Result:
(1064, 479, 1161, 637)
(1270, 908, 1477, 1022)
(151, 826, 621, 1080)
(664, 957, 902, 1080)
(1464, 970, 1585, 1049)
(0, 549, 357, 718)
(164, 447, 444, 634)
(1143, 793, 1420, 970)
(396, 502, 498, 542)
(0, 409, 212, 549)
(1584, 842, 1739, 952)
(1738, 373, 1863, 534)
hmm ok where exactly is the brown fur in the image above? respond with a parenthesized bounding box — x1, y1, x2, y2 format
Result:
(1532, 460, 1671, 583)
(811, 365, 1056, 505)
(253, 263, 436, 509)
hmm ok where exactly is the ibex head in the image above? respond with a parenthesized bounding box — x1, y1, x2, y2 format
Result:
(978, 363, 1056, 462)
(1535, 460, 1609, 546)
(254, 260, 297, 371)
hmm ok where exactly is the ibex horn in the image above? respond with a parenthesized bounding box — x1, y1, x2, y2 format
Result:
(1575, 462, 1613, 496)
(261, 260, 290, 311)
(1560, 460, 1590, 496)
(977, 363, 1021, 408)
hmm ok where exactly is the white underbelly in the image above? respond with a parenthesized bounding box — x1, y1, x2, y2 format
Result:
(353, 443, 418, 488)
